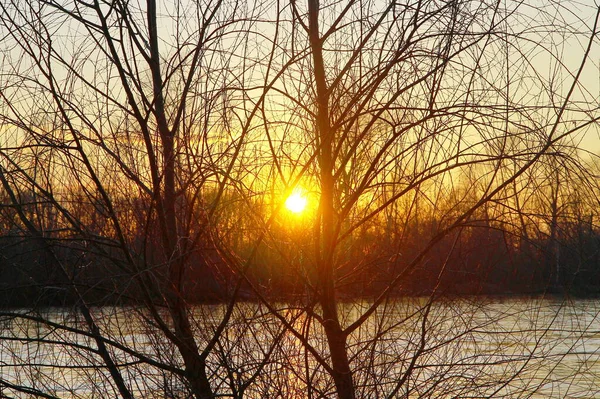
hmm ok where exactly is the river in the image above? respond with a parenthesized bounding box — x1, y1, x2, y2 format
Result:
(0, 297, 599, 398)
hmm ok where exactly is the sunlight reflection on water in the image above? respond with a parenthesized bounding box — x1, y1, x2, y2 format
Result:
(0, 297, 599, 398)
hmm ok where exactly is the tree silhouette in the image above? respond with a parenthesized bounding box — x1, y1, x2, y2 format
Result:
(1, 0, 600, 398)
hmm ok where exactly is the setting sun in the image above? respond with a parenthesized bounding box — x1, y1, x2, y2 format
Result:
(285, 190, 307, 213)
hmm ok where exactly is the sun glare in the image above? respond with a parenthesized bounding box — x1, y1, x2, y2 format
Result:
(285, 190, 307, 213)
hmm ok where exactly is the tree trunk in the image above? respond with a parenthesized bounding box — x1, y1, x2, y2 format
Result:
(147, 1, 213, 397)
(307, 0, 355, 397)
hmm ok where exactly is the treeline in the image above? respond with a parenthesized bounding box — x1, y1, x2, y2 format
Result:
(2, 183, 599, 307)
(0, 190, 227, 307)
(245, 206, 600, 299)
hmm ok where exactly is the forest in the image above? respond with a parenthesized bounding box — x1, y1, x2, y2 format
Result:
(2, 172, 600, 307)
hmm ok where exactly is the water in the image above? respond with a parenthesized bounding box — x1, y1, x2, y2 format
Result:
(0, 297, 599, 398)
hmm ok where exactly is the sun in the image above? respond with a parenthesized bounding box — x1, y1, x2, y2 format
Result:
(285, 190, 307, 213)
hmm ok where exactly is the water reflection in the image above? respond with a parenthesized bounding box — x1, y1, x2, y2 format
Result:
(0, 298, 599, 398)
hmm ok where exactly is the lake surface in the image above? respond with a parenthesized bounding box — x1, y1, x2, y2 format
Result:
(1, 297, 599, 398)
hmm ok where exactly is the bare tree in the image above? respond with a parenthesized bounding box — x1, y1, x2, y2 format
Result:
(1, 0, 600, 398)
(0, 0, 281, 397)
(221, 0, 600, 398)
